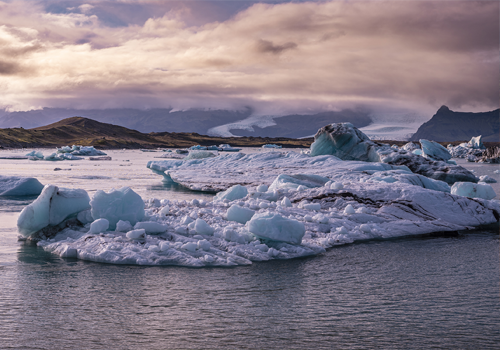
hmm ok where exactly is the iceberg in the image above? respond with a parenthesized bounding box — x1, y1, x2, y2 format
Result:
(148, 151, 456, 193)
(468, 136, 485, 149)
(262, 144, 282, 149)
(247, 212, 305, 245)
(17, 185, 90, 237)
(226, 204, 255, 224)
(23, 172, 498, 267)
(420, 139, 451, 162)
(451, 182, 496, 200)
(401, 142, 420, 152)
(184, 150, 217, 160)
(215, 184, 248, 201)
(90, 187, 145, 230)
(0, 175, 44, 196)
(310, 123, 477, 184)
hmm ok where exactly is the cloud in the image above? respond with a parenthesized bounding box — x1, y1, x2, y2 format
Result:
(0, 0, 497, 120)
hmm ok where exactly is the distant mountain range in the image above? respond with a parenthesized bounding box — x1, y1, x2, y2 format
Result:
(410, 106, 499, 142)
(0, 117, 312, 149)
(0, 107, 372, 138)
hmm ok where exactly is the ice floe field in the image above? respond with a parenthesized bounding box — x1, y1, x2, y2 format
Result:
(0, 138, 499, 349)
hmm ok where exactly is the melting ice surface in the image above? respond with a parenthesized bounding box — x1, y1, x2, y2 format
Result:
(7, 145, 498, 267)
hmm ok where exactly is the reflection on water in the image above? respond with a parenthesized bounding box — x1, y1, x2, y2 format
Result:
(0, 230, 498, 349)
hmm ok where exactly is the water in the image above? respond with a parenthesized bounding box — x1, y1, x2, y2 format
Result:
(0, 149, 499, 349)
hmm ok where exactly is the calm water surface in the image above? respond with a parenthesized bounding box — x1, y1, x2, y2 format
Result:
(0, 150, 499, 349)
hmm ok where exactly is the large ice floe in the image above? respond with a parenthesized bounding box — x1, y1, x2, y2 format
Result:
(310, 123, 477, 184)
(18, 174, 499, 266)
(0, 176, 44, 196)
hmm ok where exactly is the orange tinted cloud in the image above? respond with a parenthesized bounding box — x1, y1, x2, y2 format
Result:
(0, 0, 497, 117)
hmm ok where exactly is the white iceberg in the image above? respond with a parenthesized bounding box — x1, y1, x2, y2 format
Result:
(226, 204, 255, 224)
(451, 182, 496, 200)
(247, 212, 305, 245)
(17, 185, 90, 237)
(214, 184, 248, 201)
(0, 175, 44, 196)
(90, 187, 145, 230)
(23, 167, 499, 267)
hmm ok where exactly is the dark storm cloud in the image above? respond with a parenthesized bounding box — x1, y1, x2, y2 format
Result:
(256, 39, 297, 54)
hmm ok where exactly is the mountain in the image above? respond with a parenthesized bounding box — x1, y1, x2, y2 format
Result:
(410, 106, 500, 142)
(0, 117, 312, 149)
(228, 110, 372, 138)
(0, 107, 372, 138)
(0, 108, 252, 134)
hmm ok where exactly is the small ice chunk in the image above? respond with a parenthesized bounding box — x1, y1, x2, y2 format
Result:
(257, 184, 268, 193)
(191, 199, 199, 206)
(296, 185, 306, 191)
(175, 226, 187, 234)
(313, 214, 329, 224)
(181, 242, 197, 252)
(215, 184, 248, 201)
(148, 245, 160, 252)
(330, 182, 344, 190)
(259, 202, 269, 209)
(90, 187, 145, 230)
(159, 241, 170, 251)
(134, 221, 168, 234)
(479, 175, 497, 183)
(336, 226, 348, 234)
(126, 229, 146, 240)
(159, 206, 170, 217)
(247, 212, 305, 245)
(77, 209, 93, 225)
(303, 203, 321, 211)
(360, 224, 371, 233)
(226, 204, 255, 224)
(197, 239, 211, 251)
(194, 218, 214, 235)
(280, 197, 292, 207)
(181, 216, 194, 225)
(344, 204, 355, 215)
(89, 218, 109, 234)
(451, 182, 496, 200)
(304, 215, 313, 222)
(115, 220, 133, 232)
(204, 255, 214, 263)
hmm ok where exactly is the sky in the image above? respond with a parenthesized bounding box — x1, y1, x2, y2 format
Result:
(0, 0, 498, 120)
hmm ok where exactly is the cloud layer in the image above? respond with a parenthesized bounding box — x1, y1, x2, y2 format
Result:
(0, 0, 498, 118)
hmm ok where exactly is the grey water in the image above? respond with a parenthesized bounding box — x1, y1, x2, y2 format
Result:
(0, 150, 499, 349)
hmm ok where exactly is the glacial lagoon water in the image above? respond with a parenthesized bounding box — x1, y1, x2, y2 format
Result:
(0, 149, 499, 349)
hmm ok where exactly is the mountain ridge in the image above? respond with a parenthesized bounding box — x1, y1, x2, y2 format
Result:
(410, 106, 499, 142)
(0, 117, 313, 149)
